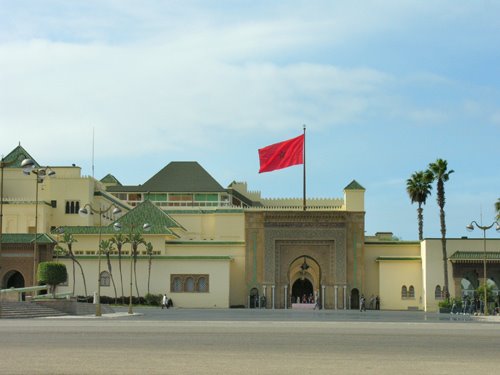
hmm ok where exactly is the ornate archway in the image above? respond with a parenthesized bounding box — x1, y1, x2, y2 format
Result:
(288, 255, 321, 305)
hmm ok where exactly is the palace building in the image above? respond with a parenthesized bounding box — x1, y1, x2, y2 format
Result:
(1, 144, 499, 311)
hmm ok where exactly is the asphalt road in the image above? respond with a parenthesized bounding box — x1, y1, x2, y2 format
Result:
(0, 309, 499, 374)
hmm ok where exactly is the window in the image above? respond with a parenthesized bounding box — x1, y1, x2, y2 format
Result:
(435, 285, 443, 300)
(99, 271, 110, 287)
(197, 277, 207, 292)
(185, 277, 195, 292)
(172, 277, 182, 292)
(65, 200, 80, 214)
(401, 285, 407, 299)
(171, 274, 209, 293)
(408, 285, 415, 298)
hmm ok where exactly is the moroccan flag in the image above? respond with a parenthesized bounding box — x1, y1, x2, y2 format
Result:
(258, 134, 304, 173)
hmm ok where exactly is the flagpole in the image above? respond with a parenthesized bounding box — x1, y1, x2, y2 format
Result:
(303, 125, 306, 211)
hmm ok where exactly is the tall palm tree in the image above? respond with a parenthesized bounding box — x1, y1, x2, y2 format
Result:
(110, 233, 127, 304)
(127, 232, 146, 300)
(146, 242, 153, 295)
(406, 170, 433, 241)
(428, 158, 454, 299)
(100, 239, 118, 304)
(58, 233, 88, 297)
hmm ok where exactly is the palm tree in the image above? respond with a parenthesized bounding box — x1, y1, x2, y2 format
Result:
(428, 158, 454, 299)
(110, 233, 127, 304)
(495, 198, 500, 219)
(100, 239, 118, 304)
(127, 232, 146, 300)
(406, 170, 433, 241)
(146, 242, 153, 295)
(58, 233, 88, 297)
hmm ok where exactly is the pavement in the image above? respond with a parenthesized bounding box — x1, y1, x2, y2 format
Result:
(44, 306, 500, 322)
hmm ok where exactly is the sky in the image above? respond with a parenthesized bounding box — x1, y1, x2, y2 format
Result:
(0, 0, 499, 241)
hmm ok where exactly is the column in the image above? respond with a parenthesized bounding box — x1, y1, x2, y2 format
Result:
(272, 285, 275, 309)
(321, 285, 325, 310)
(334, 285, 338, 310)
(284, 285, 288, 309)
(263, 285, 267, 309)
(343, 285, 347, 310)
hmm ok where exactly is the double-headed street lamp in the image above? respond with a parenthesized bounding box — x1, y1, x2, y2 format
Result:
(113, 221, 150, 314)
(466, 220, 500, 316)
(79, 204, 122, 317)
(20, 159, 56, 287)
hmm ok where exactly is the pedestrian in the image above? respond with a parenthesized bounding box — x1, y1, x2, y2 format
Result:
(360, 294, 366, 312)
(162, 294, 167, 309)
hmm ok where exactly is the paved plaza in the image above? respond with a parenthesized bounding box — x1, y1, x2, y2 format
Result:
(0, 308, 499, 374)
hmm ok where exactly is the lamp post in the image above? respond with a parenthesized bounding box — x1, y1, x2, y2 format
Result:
(466, 220, 500, 316)
(113, 221, 150, 314)
(79, 204, 122, 316)
(20, 159, 55, 288)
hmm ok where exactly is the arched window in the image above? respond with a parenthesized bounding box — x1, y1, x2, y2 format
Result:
(197, 277, 207, 292)
(185, 277, 195, 292)
(99, 271, 110, 287)
(401, 285, 407, 298)
(435, 285, 442, 299)
(408, 285, 415, 298)
(173, 277, 182, 292)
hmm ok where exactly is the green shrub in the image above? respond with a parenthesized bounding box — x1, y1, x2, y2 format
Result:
(37, 262, 68, 297)
(145, 293, 162, 306)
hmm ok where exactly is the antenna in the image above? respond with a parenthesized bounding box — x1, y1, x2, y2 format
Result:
(92, 127, 95, 179)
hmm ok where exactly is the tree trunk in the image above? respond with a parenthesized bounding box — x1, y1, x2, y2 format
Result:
(106, 253, 118, 304)
(440, 206, 449, 299)
(417, 204, 423, 241)
(73, 257, 88, 297)
(117, 244, 124, 305)
(147, 255, 152, 295)
(133, 245, 140, 300)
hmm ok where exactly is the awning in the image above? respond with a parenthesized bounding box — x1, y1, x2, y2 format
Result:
(449, 251, 500, 263)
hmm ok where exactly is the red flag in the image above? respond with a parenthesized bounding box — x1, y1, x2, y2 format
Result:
(258, 134, 304, 173)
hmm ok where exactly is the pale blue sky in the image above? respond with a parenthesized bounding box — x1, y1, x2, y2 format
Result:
(0, 1, 499, 240)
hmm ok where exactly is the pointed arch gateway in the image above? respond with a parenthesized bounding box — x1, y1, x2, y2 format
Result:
(288, 255, 321, 305)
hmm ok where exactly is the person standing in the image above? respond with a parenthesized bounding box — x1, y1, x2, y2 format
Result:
(162, 294, 167, 309)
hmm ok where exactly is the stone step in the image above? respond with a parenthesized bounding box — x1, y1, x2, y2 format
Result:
(0, 301, 67, 319)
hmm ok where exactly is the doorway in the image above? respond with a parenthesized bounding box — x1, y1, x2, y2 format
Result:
(292, 279, 313, 303)
(350, 288, 359, 309)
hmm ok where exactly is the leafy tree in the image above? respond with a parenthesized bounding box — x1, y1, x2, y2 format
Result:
(37, 262, 67, 298)
(146, 242, 153, 295)
(58, 232, 88, 297)
(110, 233, 127, 304)
(428, 158, 454, 299)
(100, 239, 118, 304)
(496, 198, 500, 219)
(406, 170, 433, 241)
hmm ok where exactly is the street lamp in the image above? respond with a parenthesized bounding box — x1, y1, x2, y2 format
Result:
(113, 221, 150, 314)
(466, 220, 500, 316)
(79, 204, 122, 316)
(20, 159, 55, 288)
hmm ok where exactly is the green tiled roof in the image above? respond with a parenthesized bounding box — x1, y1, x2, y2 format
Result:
(1, 144, 39, 168)
(106, 161, 226, 193)
(100, 173, 122, 186)
(55, 201, 184, 236)
(449, 251, 500, 262)
(376, 256, 421, 261)
(344, 180, 365, 190)
(0, 233, 56, 244)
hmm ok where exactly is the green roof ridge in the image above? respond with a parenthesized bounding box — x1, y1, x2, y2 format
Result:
(344, 180, 365, 190)
(2, 144, 39, 168)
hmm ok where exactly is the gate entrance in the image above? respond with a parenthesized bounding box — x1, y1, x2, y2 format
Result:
(291, 279, 313, 303)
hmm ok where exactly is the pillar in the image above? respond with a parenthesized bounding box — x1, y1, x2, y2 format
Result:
(334, 285, 338, 310)
(272, 285, 275, 309)
(343, 285, 347, 310)
(284, 285, 288, 309)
